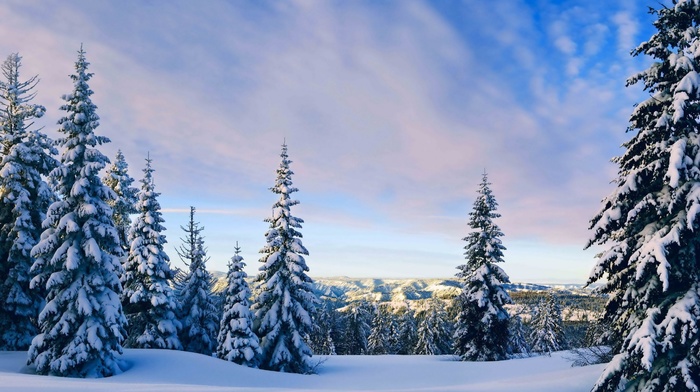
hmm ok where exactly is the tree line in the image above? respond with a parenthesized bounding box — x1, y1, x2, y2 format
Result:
(308, 288, 607, 358)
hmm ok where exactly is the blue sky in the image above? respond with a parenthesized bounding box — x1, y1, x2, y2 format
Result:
(0, 0, 658, 282)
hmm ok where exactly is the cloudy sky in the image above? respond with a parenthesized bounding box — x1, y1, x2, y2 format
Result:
(1, 0, 658, 282)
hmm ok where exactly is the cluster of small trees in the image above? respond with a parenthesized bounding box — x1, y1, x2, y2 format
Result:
(0, 48, 319, 377)
(310, 300, 451, 356)
(307, 290, 571, 359)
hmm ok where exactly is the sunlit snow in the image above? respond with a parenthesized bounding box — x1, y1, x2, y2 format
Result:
(0, 349, 604, 391)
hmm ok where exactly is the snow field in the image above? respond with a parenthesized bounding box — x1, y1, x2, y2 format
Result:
(0, 349, 605, 391)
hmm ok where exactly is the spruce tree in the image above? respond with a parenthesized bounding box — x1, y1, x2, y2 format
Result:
(0, 53, 57, 350)
(416, 300, 452, 355)
(367, 306, 391, 355)
(309, 302, 337, 355)
(586, 2, 700, 390)
(252, 143, 318, 373)
(528, 292, 563, 355)
(508, 314, 531, 357)
(216, 243, 260, 366)
(175, 207, 218, 355)
(338, 300, 372, 355)
(121, 156, 181, 350)
(386, 310, 401, 354)
(27, 47, 126, 377)
(103, 150, 137, 253)
(396, 309, 418, 355)
(454, 172, 511, 361)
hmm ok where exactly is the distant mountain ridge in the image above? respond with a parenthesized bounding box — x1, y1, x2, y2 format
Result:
(212, 274, 593, 303)
(311, 277, 568, 303)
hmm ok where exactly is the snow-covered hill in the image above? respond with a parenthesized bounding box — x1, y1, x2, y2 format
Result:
(213, 275, 591, 302)
(313, 277, 463, 302)
(0, 349, 605, 391)
(309, 277, 596, 304)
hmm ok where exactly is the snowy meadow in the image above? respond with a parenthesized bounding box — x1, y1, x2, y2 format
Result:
(0, 349, 603, 392)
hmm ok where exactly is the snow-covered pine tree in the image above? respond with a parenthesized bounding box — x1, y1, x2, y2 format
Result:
(508, 314, 531, 357)
(453, 172, 511, 361)
(367, 306, 391, 355)
(252, 143, 319, 374)
(175, 207, 218, 355)
(385, 310, 400, 354)
(103, 150, 137, 253)
(528, 292, 563, 356)
(0, 53, 57, 351)
(320, 329, 337, 355)
(121, 156, 181, 350)
(415, 300, 452, 355)
(216, 243, 260, 366)
(338, 300, 372, 355)
(309, 302, 337, 355)
(586, 2, 700, 390)
(396, 309, 418, 355)
(27, 47, 127, 377)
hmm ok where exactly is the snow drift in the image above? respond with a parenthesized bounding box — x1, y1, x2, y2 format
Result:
(0, 349, 604, 391)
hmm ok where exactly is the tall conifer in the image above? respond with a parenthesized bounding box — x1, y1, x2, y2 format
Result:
(338, 300, 372, 355)
(454, 172, 511, 361)
(252, 143, 318, 373)
(175, 207, 218, 355)
(587, 1, 700, 390)
(103, 150, 137, 253)
(0, 53, 57, 350)
(528, 292, 563, 356)
(367, 306, 391, 355)
(416, 300, 452, 355)
(396, 309, 418, 355)
(122, 156, 181, 350)
(28, 47, 126, 377)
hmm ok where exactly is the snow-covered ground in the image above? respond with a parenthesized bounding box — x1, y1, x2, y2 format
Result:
(0, 349, 605, 391)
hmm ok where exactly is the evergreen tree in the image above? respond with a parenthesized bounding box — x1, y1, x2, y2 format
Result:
(385, 310, 400, 354)
(103, 150, 137, 252)
(175, 207, 218, 355)
(252, 143, 318, 374)
(338, 300, 372, 355)
(454, 172, 511, 361)
(415, 300, 452, 355)
(586, 2, 700, 390)
(395, 309, 418, 355)
(367, 306, 391, 355)
(583, 317, 610, 349)
(0, 53, 57, 350)
(508, 314, 531, 357)
(27, 47, 126, 377)
(528, 293, 563, 355)
(216, 243, 260, 366)
(309, 302, 337, 355)
(121, 156, 181, 350)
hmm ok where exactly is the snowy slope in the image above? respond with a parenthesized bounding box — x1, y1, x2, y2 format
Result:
(0, 349, 604, 391)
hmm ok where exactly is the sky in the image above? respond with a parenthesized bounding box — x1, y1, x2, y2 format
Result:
(0, 0, 660, 283)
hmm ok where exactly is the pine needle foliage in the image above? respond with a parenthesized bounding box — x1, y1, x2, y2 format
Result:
(454, 172, 511, 361)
